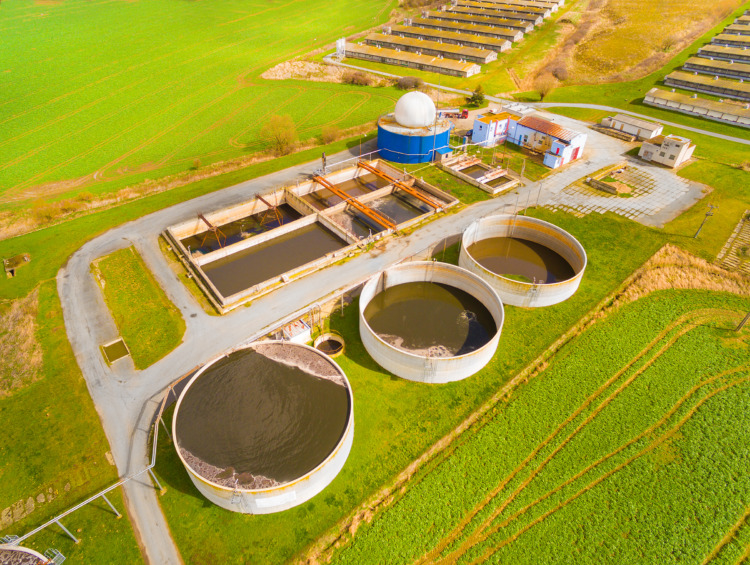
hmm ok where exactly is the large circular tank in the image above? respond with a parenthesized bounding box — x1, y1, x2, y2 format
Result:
(0, 545, 48, 565)
(459, 215, 587, 308)
(173, 341, 354, 514)
(378, 92, 452, 164)
(359, 261, 504, 383)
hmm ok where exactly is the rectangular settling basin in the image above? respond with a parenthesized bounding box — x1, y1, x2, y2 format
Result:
(302, 173, 391, 210)
(181, 204, 303, 255)
(201, 222, 347, 298)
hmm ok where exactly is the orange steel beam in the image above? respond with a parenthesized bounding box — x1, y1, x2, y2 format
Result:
(312, 175, 397, 231)
(257, 195, 275, 209)
(357, 160, 442, 210)
(197, 213, 215, 229)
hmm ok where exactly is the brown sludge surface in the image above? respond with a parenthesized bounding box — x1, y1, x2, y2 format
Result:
(0, 548, 46, 565)
(176, 346, 350, 487)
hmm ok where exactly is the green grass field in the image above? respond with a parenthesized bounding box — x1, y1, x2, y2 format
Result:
(92, 247, 185, 369)
(0, 281, 142, 562)
(0, 0, 398, 209)
(329, 290, 750, 564)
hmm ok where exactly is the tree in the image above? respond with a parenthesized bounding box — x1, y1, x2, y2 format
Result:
(534, 74, 557, 102)
(261, 114, 298, 156)
(466, 84, 485, 106)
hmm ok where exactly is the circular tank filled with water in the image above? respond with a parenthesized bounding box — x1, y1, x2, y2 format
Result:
(173, 341, 353, 514)
(359, 261, 504, 383)
(459, 215, 586, 308)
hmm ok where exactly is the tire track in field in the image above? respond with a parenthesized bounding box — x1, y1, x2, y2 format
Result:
(416, 311, 708, 565)
(457, 364, 748, 564)
(474, 375, 750, 565)
(703, 503, 750, 564)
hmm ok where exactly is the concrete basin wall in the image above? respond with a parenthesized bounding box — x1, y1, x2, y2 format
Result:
(459, 215, 586, 308)
(359, 261, 504, 383)
(173, 342, 354, 514)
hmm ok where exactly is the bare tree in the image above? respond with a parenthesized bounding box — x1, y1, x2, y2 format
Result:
(261, 114, 298, 156)
(534, 74, 558, 102)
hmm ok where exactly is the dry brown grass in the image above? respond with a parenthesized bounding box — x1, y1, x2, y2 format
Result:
(613, 244, 750, 306)
(534, 0, 742, 84)
(0, 289, 43, 397)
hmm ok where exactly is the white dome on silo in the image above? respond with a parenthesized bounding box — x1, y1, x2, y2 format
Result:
(394, 91, 436, 128)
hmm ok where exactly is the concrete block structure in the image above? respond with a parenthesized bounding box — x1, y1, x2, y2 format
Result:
(643, 87, 750, 128)
(638, 134, 696, 168)
(601, 114, 663, 140)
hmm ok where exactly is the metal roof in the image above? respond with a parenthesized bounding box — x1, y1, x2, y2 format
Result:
(684, 56, 750, 74)
(366, 33, 494, 59)
(645, 87, 750, 118)
(610, 113, 662, 131)
(665, 70, 750, 94)
(517, 116, 580, 141)
(390, 24, 511, 51)
(346, 43, 480, 73)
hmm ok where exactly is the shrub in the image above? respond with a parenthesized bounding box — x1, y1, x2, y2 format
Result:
(321, 125, 341, 144)
(397, 76, 423, 90)
(343, 70, 372, 86)
(260, 114, 299, 156)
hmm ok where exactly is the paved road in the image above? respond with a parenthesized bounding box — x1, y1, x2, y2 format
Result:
(325, 57, 750, 146)
(55, 106, 723, 563)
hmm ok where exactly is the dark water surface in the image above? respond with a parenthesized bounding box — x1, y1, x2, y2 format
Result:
(303, 173, 390, 210)
(468, 237, 575, 283)
(364, 281, 496, 356)
(369, 192, 429, 224)
(176, 349, 349, 484)
(203, 222, 346, 297)
(181, 204, 302, 254)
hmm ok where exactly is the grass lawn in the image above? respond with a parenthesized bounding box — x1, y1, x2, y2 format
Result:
(329, 289, 750, 564)
(0, 0, 399, 209)
(153, 209, 668, 564)
(0, 281, 142, 562)
(92, 247, 185, 370)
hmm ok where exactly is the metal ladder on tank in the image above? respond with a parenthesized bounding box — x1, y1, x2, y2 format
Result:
(231, 479, 248, 512)
(423, 353, 437, 383)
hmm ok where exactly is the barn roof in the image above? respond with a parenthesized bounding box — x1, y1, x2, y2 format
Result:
(517, 116, 580, 142)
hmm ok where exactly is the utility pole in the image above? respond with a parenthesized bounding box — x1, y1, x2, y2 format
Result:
(693, 203, 717, 239)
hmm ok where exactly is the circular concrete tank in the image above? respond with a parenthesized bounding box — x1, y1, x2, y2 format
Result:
(459, 215, 586, 308)
(314, 332, 345, 358)
(0, 545, 48, 565)
(359, 261, 504, 383)
(173, 341, 353, 514)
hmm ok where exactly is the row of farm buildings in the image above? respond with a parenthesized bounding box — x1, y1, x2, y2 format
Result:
(342, 0, 564, 77)
(646, 10, 750, 128)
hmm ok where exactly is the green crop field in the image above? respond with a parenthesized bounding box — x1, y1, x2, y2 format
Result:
(329, 290, 750, 564)
(0, 0, 398, 209)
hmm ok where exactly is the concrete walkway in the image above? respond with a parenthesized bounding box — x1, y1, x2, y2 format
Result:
(56, 106, 723, 563)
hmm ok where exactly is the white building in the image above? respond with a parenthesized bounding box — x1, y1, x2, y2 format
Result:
(471, 112, 586, 169)
(509, 116, 587, 169)
(601, 114, 664, 140)
(638, 134, 696, 168)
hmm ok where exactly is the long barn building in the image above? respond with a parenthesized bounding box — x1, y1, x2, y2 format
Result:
(644, 88, 750, 128)
(682, 56, 750, 81)
(697, 44, 750, 64)
(428, 9, 534, 33)
(364, 33, 497, 64)
(664, 70, 750, 102)
(407, 17, 523, 42)
(387, 24, 511, 52)
(345, 42, 481, 77)
(451, 3, 542, 26)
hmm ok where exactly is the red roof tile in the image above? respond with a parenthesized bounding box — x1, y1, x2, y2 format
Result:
(517, 116, 579, 142)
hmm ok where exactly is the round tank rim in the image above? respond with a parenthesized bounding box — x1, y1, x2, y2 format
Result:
(461, 215, 588, 289)
(172, 341, 354, 494)
(359, 261, 505, 362)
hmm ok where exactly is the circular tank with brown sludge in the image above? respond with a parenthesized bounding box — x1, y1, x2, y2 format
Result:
(172, 341, 353, 514)
(459, 215, 587, 308)
(314, 332, 345, 358)
(359, 261, 504, 383)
